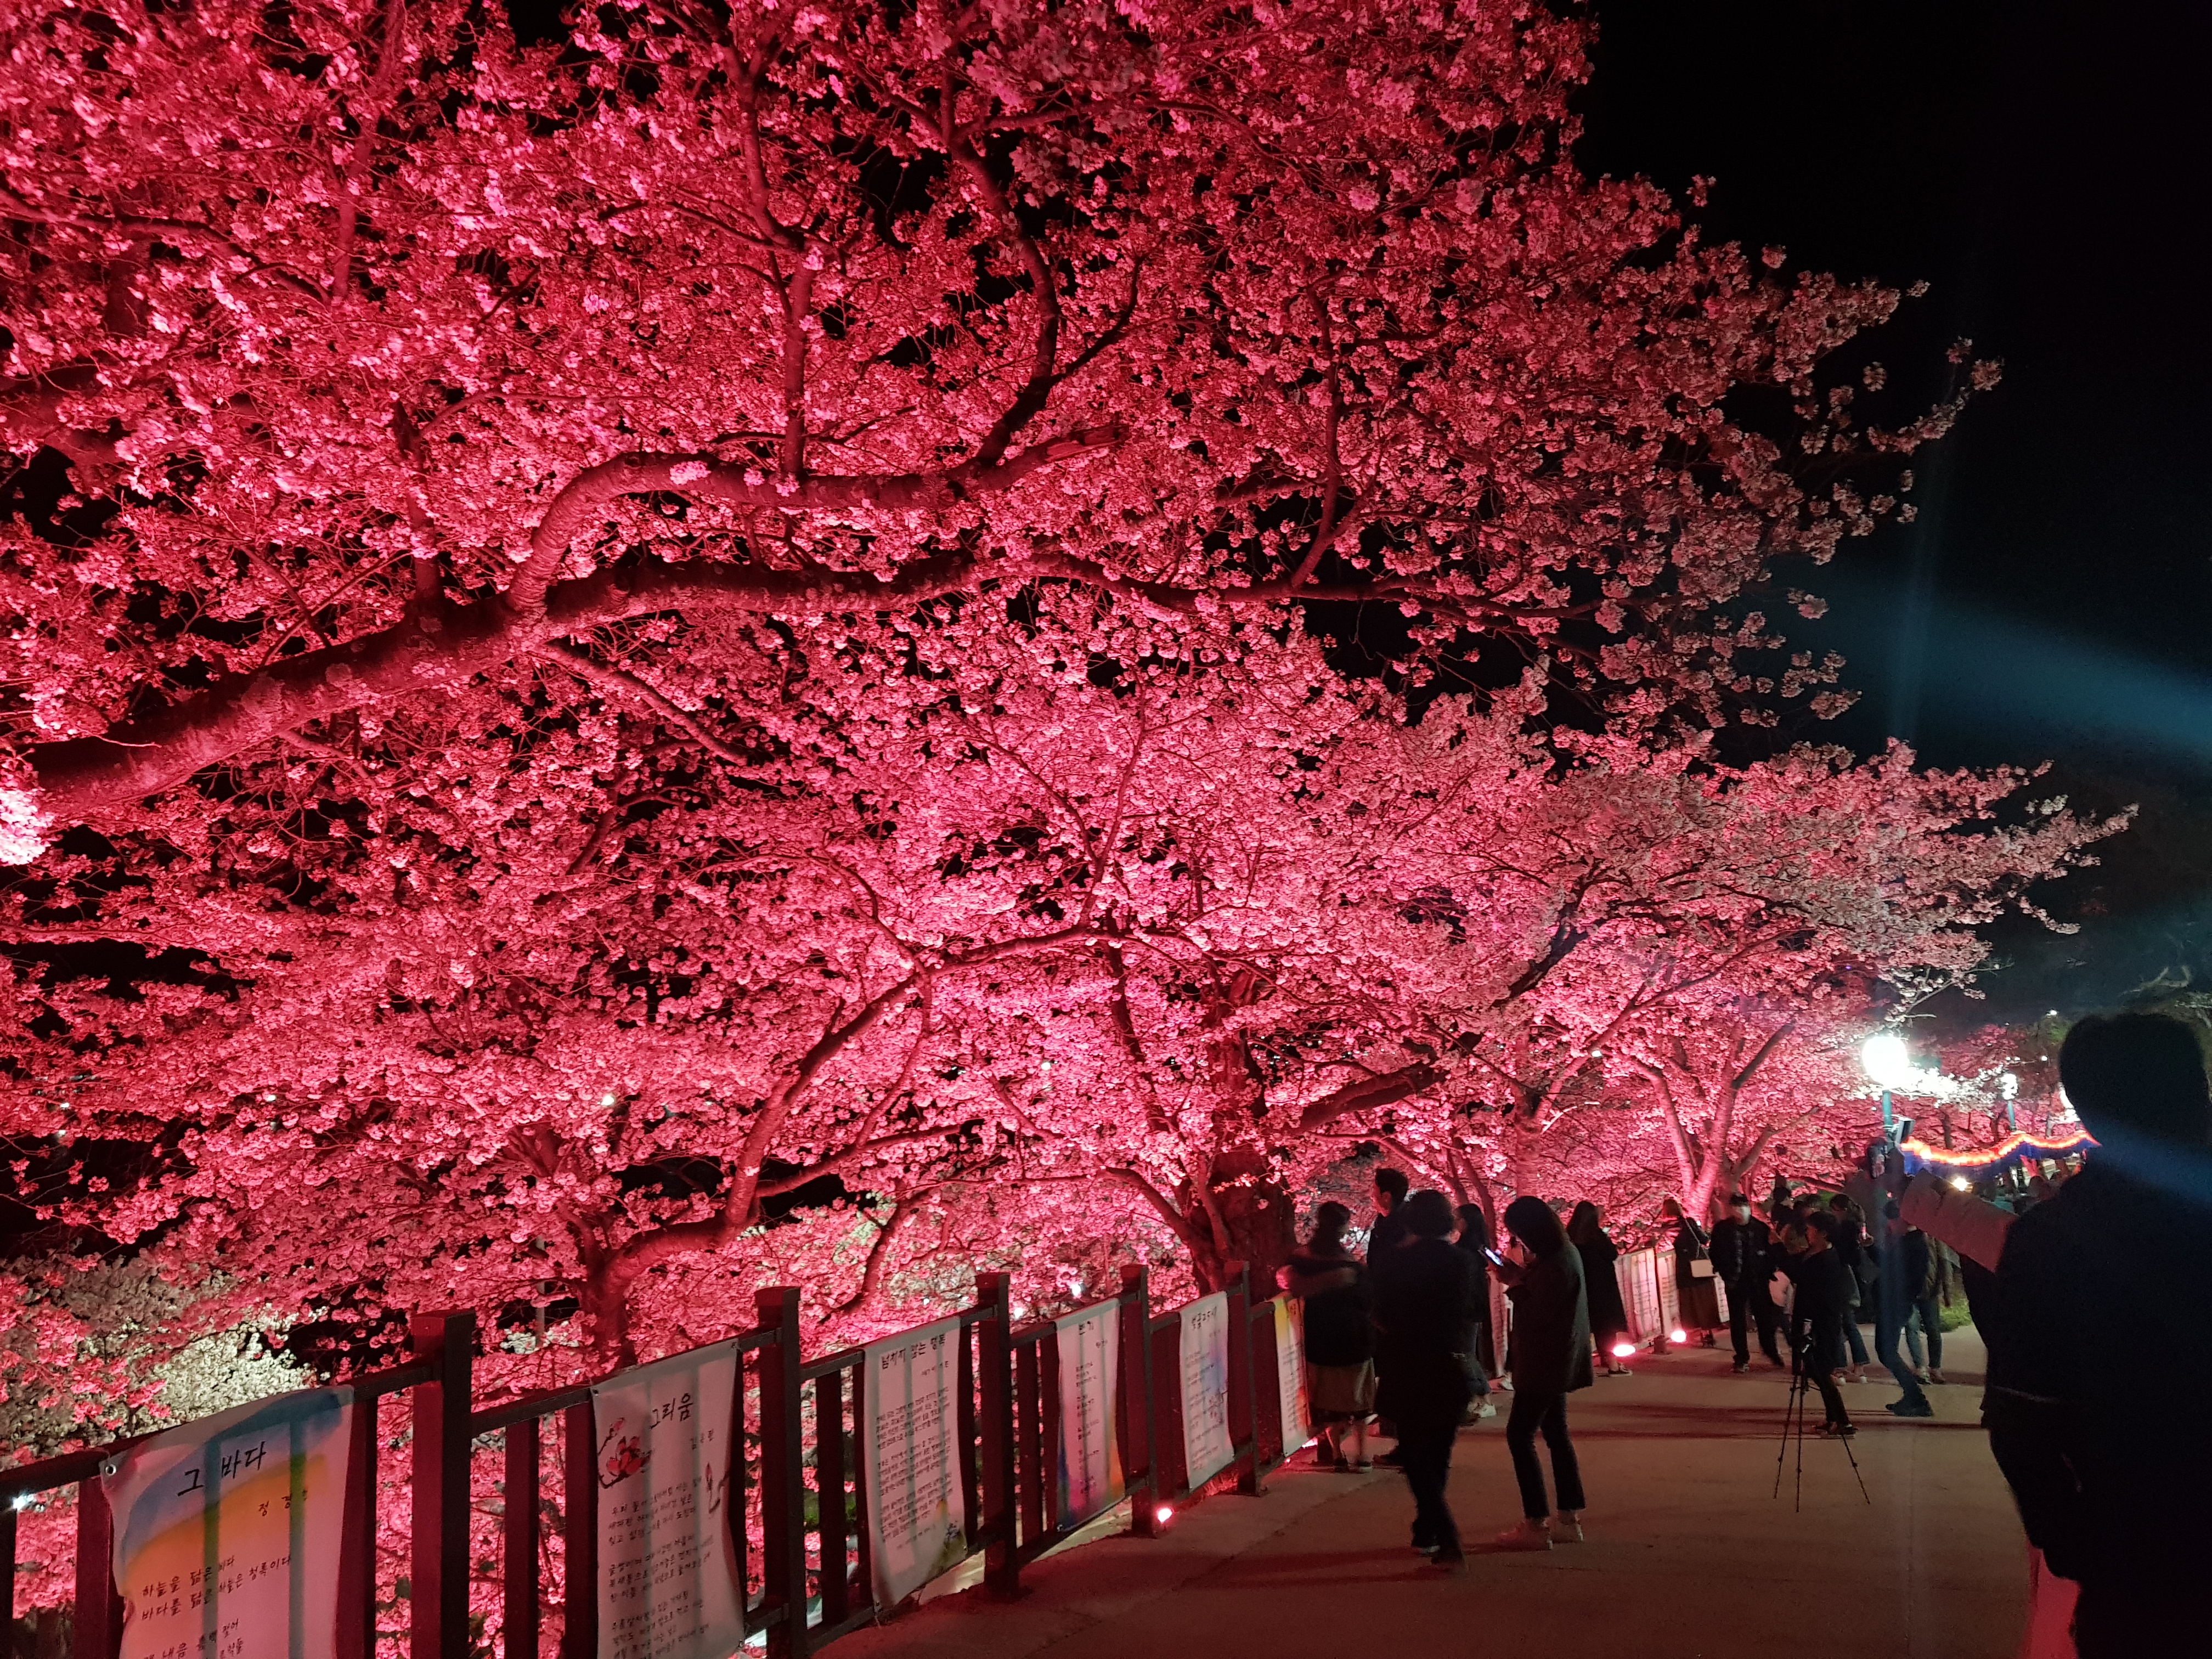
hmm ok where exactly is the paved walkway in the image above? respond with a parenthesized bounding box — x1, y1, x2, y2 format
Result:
(837, 1328, 2027, 1659)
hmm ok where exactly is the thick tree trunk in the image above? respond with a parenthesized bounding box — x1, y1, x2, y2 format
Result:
(1184, 1141, 1298, 1297)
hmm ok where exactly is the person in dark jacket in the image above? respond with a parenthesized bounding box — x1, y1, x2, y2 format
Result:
(1711, 1192, 1785, 1372)
(1566, 1201, 1633, 1375)
(1373, 1189, 1478, 1570)
(1984, 1011, 2212, 1656)
(1872, 1201, 1934, 1417)
(1493, 1195, 1593, 1549)
(1660, 1197, 1722, 1344)
(1826, 1192, 1876, 1380)
(1286, 1201, 1376, 1470)
(1367, 1166, 1412, 1269)
(1900, 1225, 1948, 1384)
(1786, 1211, 1857, 1437)
(1453, 1202, 1499, 1419)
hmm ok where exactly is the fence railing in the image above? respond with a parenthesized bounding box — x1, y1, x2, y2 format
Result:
(2, 1261, 1306, 1659)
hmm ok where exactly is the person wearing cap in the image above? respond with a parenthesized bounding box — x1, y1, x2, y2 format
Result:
(1711, 1192, 1785, 1373)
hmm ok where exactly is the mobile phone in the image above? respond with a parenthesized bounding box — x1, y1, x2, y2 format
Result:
(1483, 1248, 1505, 1266)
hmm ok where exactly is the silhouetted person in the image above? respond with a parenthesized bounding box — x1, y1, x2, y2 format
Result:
(1872, 1200, 1934, 1417)
(1286, 1201, 1375, 1470)
(1985, 1012, 2212, 1656)
(1494, 1195, 1592, 1548)
(1368, 1166, 1412, 1266)
(1372, 1189, 1477, 1571)
(1900, 1223, 1947, 1385)
(1787, 1211, 1857, 1437)
(1660, 1196, 1720, 1345)
(1711, 1192, 1785, 1372)
(1367, 1165, 1414, 1460)
(1567, 1201, 1633, 1375)
(1827, 1193, 1876, 1381)
(1453, 1202, 1499, 1419)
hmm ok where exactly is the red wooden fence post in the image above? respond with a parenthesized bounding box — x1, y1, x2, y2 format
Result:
(755, 1288, 810, 1659)
(409, 1310, 476, 1659)
(561, 1401, 599, 1659)
(975, 1271, 1018, 1600)
(72, 1474, 123, 1659)
(1, 1502, 16, 1636)
(503, 1415, 541, 1659)
(338, 1395, 377, 1659)
(1224, 1263, 1261, 1496)
(1118, 1265, 1159, 1539)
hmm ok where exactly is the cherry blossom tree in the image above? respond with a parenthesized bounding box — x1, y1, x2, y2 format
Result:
(0, 0, 2038, 1391)
(1312, 746, 2118, 1226)
(0, 0, 1984, 847)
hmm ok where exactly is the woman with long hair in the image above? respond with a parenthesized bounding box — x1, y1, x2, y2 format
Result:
(1285, 1200, 1376, 1470)
(1454, 1202, 1500, 1418)
(1661, 1195, 1723, 1346)
(1567, 1201, 1633, 1376)
(1492, 1195, 1593, 1549)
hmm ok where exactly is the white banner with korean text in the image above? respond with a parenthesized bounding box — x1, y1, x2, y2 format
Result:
(863, 1317, 968, 1608)
(101, 1387, 355, 1659)
(1177, 1292, 1233, 1490)
(1053, 1300, 1124, 1528)
(1271, 1295, 1309, 1453)
(591, 1342, 744, 1659)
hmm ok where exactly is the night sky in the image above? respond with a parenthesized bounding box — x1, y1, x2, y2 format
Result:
(1579, 0, 2212, 1017)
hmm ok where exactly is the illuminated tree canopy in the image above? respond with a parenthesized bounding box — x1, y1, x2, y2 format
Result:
(0, 0, 2097, 1417)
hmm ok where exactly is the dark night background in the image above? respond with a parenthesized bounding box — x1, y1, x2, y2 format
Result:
(1579, 0, 2212, 1022)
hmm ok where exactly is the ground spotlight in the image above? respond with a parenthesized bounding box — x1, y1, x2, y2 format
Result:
(1668, 1328, 1686, 1344)
(1155, 1505, 1174, 1526)
(1611, 1341, 1637, 1359)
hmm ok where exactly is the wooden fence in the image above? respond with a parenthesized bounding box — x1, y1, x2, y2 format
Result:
(1, 1262, 1305, 1659)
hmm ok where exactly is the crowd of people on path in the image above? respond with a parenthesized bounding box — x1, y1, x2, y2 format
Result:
(1284, 1169, 1611, 1571)
(1282, 1158, 1974, 1568)
(1277, 1008, 2212, 1652)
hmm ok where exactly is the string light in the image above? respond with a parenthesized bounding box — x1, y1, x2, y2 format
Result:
(1900, 1127, 2094, 1167)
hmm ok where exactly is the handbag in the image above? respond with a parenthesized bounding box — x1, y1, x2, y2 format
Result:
(1689, 1257, 1717, 1280)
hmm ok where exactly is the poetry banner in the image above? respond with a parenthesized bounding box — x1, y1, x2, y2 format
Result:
(101, 1387, 355, 1659)
(1053, 1300, 1124, 1528)
(863, 1318, 968, 1607)
(591, 1342, 743, 1659)
(1271, 1296, 1309, 1453)
(1177, 1292, 1233, 1490)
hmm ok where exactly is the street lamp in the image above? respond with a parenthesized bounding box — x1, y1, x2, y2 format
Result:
(1861, 1032, 1916, 1139)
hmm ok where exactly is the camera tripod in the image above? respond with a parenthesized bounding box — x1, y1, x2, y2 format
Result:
(1774, 1325, 1871, 1512)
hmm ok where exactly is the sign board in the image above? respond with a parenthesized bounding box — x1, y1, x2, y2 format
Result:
(591, 1342, 744, 1659)
(862, 1317, 968, 1607)
(1177, 1292, 1233, 1490)
(1053, 1300, 1124, 1528)
(1270, 1296, 1308, 1452)
(101, 1387, 355, 1659)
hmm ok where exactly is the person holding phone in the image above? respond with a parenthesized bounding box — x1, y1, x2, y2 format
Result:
(1453, 1203, 1500, 1419)
(1492, 1196, 1594, 1549)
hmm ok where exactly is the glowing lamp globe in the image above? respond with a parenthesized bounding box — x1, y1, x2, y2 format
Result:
(1668, 1328, 1687, 1344)
(1155, 1505, 1175, 1526)
(1610, 1342, 1637, 1359)
(1861, 1032, 1916, 1091)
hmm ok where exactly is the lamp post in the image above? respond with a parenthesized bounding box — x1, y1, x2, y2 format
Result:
(1861, 1032, 1916, 1144)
